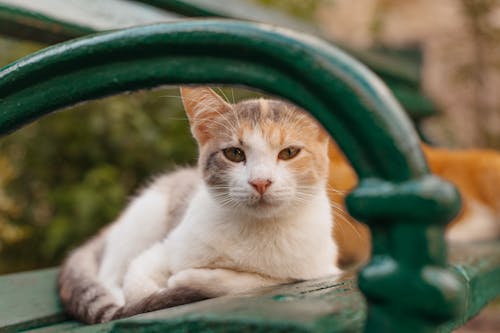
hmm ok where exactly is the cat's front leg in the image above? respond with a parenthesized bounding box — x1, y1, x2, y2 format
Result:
(167, 268, 288, 297)
(122, 242, 171, 304)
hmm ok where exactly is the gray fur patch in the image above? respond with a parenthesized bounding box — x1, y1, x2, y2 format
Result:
(152, 168, 200, 233)
(58, 232, 120, 324)
(230, 99, 303, 125)
(233, 100, 262, 126)
(203, 151, 232, 188)
(115, 286, 214, 319)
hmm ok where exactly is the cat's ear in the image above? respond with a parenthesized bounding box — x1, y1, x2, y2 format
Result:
(180, 87, 231, 144)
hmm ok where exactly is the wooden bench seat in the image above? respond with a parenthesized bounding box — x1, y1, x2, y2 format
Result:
(2, 242, 499, 332)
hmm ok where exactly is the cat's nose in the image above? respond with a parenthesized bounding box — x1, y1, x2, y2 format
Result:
(249, 179, 272, 195)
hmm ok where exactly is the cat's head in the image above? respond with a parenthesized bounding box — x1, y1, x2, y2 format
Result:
(181, 87, 329, 219)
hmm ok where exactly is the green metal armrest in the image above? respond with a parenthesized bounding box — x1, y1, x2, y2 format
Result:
(0, 0, 434, 123)
(1, 20, 494, 332)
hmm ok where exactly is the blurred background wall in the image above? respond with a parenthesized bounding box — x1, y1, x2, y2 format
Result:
(316, 0, 500, 149)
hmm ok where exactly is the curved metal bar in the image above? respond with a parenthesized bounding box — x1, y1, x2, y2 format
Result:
(0, 20, 422, 181)
(0, 20, 464, 331)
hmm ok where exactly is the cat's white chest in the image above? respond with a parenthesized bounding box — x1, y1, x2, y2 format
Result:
(219, 217, 337, 280)
(168, 186, 338, 280)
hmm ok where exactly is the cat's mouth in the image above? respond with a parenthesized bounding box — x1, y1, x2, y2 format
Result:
(255, 197, 273, 207)
(226, 191, 287, 212)
(241, 195, 293, 219)
(248, 195, 279, 209)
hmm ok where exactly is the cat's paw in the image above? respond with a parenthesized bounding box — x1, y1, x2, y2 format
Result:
(105, 284, 125, 306)
(167, 269, 203, 290)
(167, 268, 282, 296)
(167, 268, 264, 297)
(167, 268, 224, 295)
(123, 266, 163, 304)
(328, 266, 343, 276)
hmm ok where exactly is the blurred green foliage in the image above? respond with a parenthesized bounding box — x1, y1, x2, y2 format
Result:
(0, 36, 260, 274)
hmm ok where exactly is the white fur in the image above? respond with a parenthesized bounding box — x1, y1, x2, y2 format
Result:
(98, 189, 170, 305)
(120, 183, 338, 303)
(446, 200, 500, 242)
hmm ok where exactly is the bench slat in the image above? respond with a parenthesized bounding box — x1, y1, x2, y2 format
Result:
(22, 321, 81, 333)
(0, 268, 67, 332)
(439, 243, 500, 331)
(0, 0, 178, 37)
(67, 274, 364, 333)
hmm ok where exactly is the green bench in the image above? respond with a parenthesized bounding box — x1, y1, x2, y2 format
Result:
(1, 4, 499, 333)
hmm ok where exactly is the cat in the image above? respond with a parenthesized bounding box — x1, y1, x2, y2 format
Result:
(58, 87, 341, 324)
(329, 141, 500, 269)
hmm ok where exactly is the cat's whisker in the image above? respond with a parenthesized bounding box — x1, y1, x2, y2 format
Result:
(213, 194, 242, 209)
(295, 190, 319, 198)
(192, 118, 237, 137)
(335, 214, 363, 239)
(293, 197, 313, 205)
(158, 94, 184, 99)
(326, 185, 347, 194)
(292, 189, 362, 239)
(201, 114, 240, 136)
(208, 185, 233, 189)
(216, 87, 230, 104)
(205, 102, 240, 133)
(297, 184, 346, 196)
(329, 206, 363, 239)
(161, 117, 190, 121)
(230, 88, 235, 104)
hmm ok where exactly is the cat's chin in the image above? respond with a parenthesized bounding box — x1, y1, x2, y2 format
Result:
(243, 208, 283, 220)
(236, 201, 293, 220)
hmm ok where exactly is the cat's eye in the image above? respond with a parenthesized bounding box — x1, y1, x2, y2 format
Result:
(223, 147, 246, 163)
(278, 147, 301, 160)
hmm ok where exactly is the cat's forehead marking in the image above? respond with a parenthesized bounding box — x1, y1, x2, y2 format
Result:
(259, 98, 269, 118)
(223, 99, 319, 149)
(232, 99, 302, 127)
(199, 98, 320, 150)
(233, 100, 261, 125)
